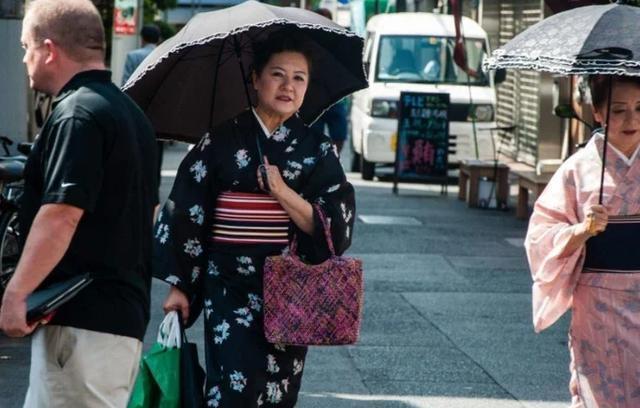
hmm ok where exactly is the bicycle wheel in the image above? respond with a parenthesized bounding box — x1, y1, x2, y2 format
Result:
(0, 209, 20, 296)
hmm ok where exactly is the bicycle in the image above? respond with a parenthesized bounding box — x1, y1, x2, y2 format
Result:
(0, 135, 30, 297)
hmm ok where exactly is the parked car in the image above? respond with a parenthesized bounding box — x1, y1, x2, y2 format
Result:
(350, 12, 505, 180)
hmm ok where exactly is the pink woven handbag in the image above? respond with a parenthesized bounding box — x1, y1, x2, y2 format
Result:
(263, 207, 363, 346)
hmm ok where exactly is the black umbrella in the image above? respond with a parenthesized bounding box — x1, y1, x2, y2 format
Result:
(123, 0, 367, 144)
(483, 1, 640, 205)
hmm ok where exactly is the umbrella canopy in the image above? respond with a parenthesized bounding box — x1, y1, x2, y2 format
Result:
(123, 0, 367, 143)
(483, 2, 640, 76)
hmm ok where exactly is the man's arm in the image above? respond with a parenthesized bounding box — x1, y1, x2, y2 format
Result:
(0, 203, 83, 337)
(121, 53, 136, 86)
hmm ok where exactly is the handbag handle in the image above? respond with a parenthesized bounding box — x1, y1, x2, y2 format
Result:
(157, 311, 182, 349)
(290, 204, 335, 256)
(177, 310, 189, 343)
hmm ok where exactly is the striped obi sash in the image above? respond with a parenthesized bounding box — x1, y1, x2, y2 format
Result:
(584, 214, 640, 273)
(212, 192, 290, 245)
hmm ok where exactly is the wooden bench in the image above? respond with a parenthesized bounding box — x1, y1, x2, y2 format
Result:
(458, 159, 510, 209)
(514, 171, 553, 220)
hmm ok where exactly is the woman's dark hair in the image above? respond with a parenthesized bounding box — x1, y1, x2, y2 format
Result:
(252, 27, 314, 77)
(588, 75, 640, 108)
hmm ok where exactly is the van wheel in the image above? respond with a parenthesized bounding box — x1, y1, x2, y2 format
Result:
(361, 157, 375, 180)
(351, 151, 361, 172)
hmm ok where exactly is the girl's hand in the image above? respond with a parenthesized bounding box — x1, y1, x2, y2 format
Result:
(163, 286, 190, 323)
(257, 156, 288, 197)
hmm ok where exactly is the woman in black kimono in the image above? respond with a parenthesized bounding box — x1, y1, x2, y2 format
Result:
(153, 32, 356, 407)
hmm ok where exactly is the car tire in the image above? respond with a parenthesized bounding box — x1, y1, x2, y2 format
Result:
(351, 151, 361, 172)
(361, 156, 375, 181)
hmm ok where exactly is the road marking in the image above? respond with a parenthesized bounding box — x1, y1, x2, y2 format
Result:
(358, 215, 422, 225)
(505, 238, 525, 248)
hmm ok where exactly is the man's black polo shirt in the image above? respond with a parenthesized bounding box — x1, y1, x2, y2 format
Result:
(19, 70, 158, 340)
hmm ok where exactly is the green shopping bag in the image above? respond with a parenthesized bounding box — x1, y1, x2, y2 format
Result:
(128, 312, 182, 408)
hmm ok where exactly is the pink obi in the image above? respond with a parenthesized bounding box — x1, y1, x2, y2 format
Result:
(212, 192, 290, 245)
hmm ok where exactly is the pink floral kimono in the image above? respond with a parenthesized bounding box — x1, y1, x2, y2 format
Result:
(525, 133, 640, 408)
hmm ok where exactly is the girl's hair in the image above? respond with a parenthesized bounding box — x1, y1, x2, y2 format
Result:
(252, 27, 313, 76)
(588, 75, 640, 108)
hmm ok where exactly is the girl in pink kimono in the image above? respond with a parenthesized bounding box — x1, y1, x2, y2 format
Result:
(525, 75, 640, 408)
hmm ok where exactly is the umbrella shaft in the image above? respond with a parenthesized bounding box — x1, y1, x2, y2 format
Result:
(598, 76, 613, 205)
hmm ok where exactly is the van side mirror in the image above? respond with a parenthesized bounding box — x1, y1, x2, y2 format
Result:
(494, 68, 507, 85)
(554, 104, 594, 130)
(554, 104, 576, 119)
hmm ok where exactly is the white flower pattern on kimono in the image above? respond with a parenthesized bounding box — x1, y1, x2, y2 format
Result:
(341, 202, 353, 223)
(247, 293, 262, 311)
(214, 320, 230, 344)
(208, 260, 220, 276)
(303, 157, 316, 166)
(267, 354, 280, 374)
(189, 204, 205, 225)
(282, 378, 290, 393)
(207, 385, 221, 407)
(198, 132, 212, 152)
(190, 160, 208, 183)
(285, 138, 298, 153)
(234, 307, 254, 328)
(283, 160, 303, 181)
(266, 382, 283, 403)
(155, 223, 169, 244)
(191, 266, 201, 283)
(235, 149, 251, 169)
(271, 126, 290, 142)
(165, 275, 181, 285)
(274, 343, 286, 352)
(236, 256, 256, 275)
(229, 371, 247, 392)
(257, 393, 264, 406)
(293, 359, 304, 375)
(183, 238, 203, 258)
(320, 141, 332, 156)
(204, 299, 214, 319)
(326, 184, 340, 193)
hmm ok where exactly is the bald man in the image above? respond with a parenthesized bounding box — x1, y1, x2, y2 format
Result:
(0, 1, 158, 406)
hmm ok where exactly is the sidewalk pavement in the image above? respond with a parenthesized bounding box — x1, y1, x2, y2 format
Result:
(0, 142, 570, 408)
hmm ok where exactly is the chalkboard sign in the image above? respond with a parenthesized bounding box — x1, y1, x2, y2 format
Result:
(393, 92, 450, 193)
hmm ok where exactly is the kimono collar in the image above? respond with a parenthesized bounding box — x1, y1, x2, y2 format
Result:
(593, 132, 640, 166)
(252, 108, 272, 138)
(251, 108, 294, 142)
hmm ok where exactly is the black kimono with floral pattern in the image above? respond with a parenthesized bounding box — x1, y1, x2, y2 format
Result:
(153, 110, 355, 407)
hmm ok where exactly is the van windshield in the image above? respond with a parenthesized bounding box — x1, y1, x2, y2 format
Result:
(376, 35, 489, 86)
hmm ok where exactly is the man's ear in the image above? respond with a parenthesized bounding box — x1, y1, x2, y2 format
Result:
(42, 39, 57, 65)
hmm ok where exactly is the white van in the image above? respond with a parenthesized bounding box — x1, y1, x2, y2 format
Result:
(350, 12, 504, 180)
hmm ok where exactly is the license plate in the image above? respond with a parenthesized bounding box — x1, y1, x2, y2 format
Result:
(390, 132, 397, 151)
